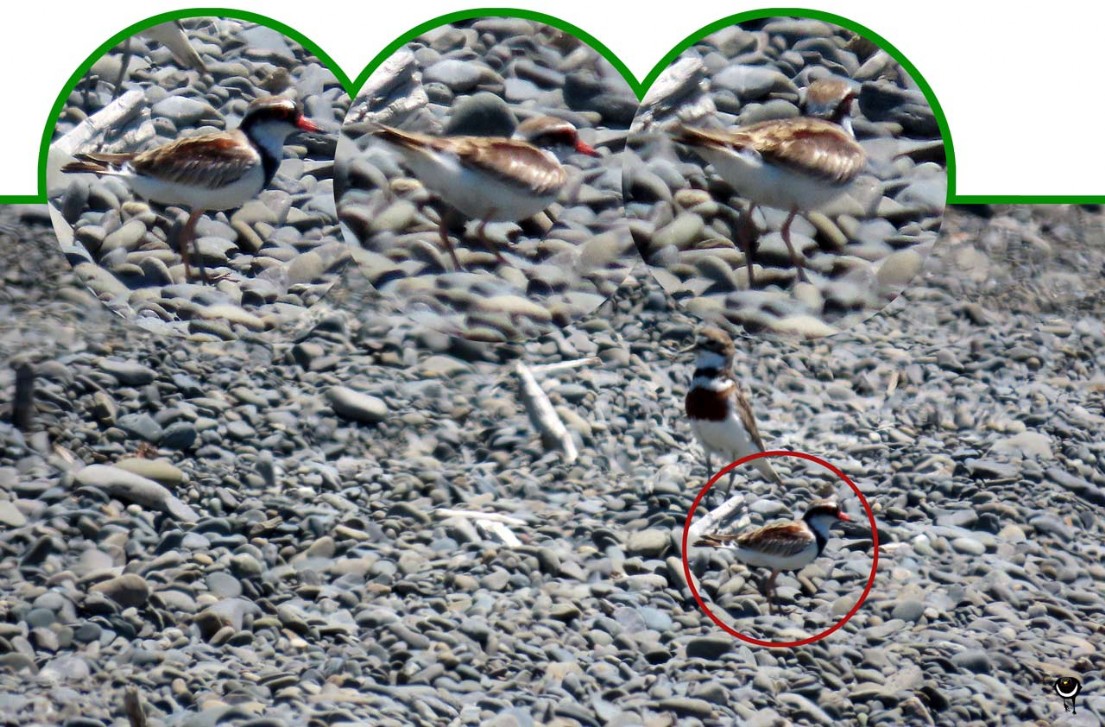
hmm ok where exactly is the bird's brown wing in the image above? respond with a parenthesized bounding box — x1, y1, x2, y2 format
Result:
(127, 131, 260, 188)
(732, 384, 769, 453)
(674, 120, 865, 184)
(737, 521, 815, 558)
(738, 118, 866, 184)
(371, 124, 568, 196)
(441, 136, 567, 196)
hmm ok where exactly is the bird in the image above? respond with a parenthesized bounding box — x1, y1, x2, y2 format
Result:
(801, 77, 857, 135)
(695, 498, 851, 613)
(683, 326, 782, 490)
(671, 78, 866, 286)
(140, 21, 208, 74)
(365, 115, 599, 268)
(1054, 677, 1082, 714)
(62, 95, 320, 284)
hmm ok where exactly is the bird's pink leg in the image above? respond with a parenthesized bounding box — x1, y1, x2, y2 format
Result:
(781, 208, 810, 284)
(437, 212, 463, 271)
(738, 204, 760, 288)
(764, 569, 781, 613)
(180, 208, 204, 283)
(475, 215, 509, 267)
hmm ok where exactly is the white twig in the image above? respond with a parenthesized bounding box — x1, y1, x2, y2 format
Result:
(51, 89, 146, 156)
(473, 520, 522, 547)
(435, 509, 527, 527)
(438, 510, 523, 546)
(687, 491, 748, 543)
(527, 357, 600, 376)
(514, 361, 578, 463)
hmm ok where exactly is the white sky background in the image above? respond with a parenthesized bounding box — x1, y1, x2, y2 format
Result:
(5, 1, 1102, 197)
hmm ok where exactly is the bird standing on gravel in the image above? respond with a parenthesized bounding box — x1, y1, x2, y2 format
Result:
(63, 95, 321, 284)
(683, 326, 782, 489)
(365, 115, 599, 269)
(672, 78, 866, 286)
(695, 498, 850, 613)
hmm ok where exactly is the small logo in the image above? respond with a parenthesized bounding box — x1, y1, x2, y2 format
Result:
(1054, 677, 1082, 714)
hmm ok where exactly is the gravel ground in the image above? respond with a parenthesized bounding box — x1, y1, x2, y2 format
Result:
(1, 201, 1103, 726)
(335, 18, 637, 342)
(45, 17, 350, 341)
(625, 17, 947, 337)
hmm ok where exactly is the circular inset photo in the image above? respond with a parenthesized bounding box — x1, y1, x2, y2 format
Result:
(46, 16, 349, 339)
(336, 16, 637, 342)
(684, 451, 876, 645)
(626, 15, 948, 337)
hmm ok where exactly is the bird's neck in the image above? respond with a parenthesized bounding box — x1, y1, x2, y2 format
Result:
(241, 120, 294, 186)
(690, 368, 732, 391)
(805, 515, 835, 554)
(691, 351, 733, 388)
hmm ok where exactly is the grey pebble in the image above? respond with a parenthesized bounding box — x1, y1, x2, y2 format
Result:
(89, 574, 150, 609)
(328, 386, 388, 424)
(116, 413, 164, 443)
(97, 359, 157, 386)
(74, 465, 197, 522)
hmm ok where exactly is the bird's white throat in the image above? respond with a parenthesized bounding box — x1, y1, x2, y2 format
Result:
(247, 120, 300, 163)
(694, 350, 729, 371)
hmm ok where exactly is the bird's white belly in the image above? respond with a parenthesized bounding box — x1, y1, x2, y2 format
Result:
(400, 151, 559, 221)
(691, 416, 756, 459)
(126, 163, 266, 211)
(736, 541, 817, 570)
(700, 147, 847, 211)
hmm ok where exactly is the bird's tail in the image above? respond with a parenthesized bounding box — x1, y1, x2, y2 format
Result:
(670, 123, 743, 151)
(694, 532, 740, 548)
(61, 152, 135, 176)
(358, 121, 425, 150)
(757, 457, 784, 486)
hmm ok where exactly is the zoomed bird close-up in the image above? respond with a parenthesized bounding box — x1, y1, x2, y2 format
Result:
(695, 498, 852, 614)
(625, 17, 947, 336)
(334, 18, 638, 341)
(62, 96, 321, 284)
(46, 17, 349, 340)
(361, 114, 599, 269)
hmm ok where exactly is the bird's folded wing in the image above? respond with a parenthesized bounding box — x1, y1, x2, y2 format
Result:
(128, 132, 260, 188)
(732, 385, 769, 453)
(371, 125, 567, 196)
(739, 118, 866, 184)
(736, 521, 814, 557)
(447, 137, 567, 196)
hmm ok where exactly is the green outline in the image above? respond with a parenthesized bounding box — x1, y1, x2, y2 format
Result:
(30, 7, 353, 205)
(352, 9, 636, 99)
(649, 9, 957, 191)
(14, 7, 1104, 205)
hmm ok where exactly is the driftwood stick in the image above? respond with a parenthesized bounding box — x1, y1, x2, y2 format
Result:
(124, 686, 147, 727)
(438, 509, 523, 545)
(52, 89, 145, 157)
(514, 361, 577, 463)
(474, 520, 522, 547)
(527, 357, 600, 376)
(687, 491, 748, 544)
(11, 362, 35, 432)
(435, 508, 527, 527)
